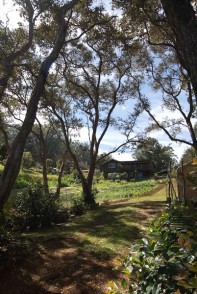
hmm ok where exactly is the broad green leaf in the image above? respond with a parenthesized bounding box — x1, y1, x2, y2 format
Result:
(190, 277, 197, 288)
(177, 281, 193, 289)
(188, 262, 197, 273)
(121, 279, 127, 289)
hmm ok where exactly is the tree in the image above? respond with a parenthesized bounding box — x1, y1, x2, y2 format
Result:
(180, 147, 197, 164)
(0, 0, 35, 102)
(160, 0, 197, 102)
(133, 137, 177, 172)
(113, 0, 197, 100)
(113, 0, 197, 153)
(45, 14, 141, 205)
(31, 119, 52, 194)
(0, 0, 81, 210)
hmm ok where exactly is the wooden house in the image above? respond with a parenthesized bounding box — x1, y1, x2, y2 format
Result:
(100, 159, 155, 180)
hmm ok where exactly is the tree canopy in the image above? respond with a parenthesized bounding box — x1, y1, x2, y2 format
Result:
(133, 137, 177, 172)
(0, 0, 197, 209)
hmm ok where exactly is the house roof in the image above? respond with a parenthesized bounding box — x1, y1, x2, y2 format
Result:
(100, 159, 154, 166)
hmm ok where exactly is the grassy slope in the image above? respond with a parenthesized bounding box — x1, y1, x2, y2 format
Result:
(24, 183, 167, 259)
(1, 182, 167, 294)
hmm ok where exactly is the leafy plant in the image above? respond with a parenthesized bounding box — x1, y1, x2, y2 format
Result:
(108, 203, 197, 293)
(70, 198, 86, 216)
(0, 221, 30, 271)
(12, 182, 69, 230)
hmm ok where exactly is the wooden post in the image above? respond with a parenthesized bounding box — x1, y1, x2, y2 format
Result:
(181, 160, 186, 205)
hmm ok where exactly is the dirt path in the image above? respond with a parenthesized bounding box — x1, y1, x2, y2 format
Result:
(0, 184, 166, 294)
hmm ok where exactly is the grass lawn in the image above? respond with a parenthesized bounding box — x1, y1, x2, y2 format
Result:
(1, 181, 167, 294)
(24, 183, 167, 259)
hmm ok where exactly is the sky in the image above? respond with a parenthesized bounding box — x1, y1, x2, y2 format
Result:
(0, 0, 193, 163)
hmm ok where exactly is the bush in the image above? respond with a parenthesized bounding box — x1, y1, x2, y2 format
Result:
(0, 220, 30, 271)
(14, 176, 28, 189)
(14, 171, 36, 189)
(22, 151, 34, 169)
(12, 182, 69, 230)
(109, 203, 197, 294)
(70, 198, 86, 216)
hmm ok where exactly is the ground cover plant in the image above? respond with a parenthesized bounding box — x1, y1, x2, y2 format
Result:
(109, 202, 197, 294)
(96, 179, 157, 202)
(59, 179, 158, 208)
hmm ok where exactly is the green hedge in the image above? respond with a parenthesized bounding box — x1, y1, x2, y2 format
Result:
(109, 203, 197, 294)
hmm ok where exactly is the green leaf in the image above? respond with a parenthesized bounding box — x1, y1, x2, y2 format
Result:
(152, 284, 161, 294)
(121, 279, 127, 289)
(190, 277, 197, 288)
(188, 262, 197, 273)
(177, 281, 193, 289)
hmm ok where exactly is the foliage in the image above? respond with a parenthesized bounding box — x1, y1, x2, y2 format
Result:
(134, 138, 177, 172)
(14, 169, 41, 189)
(21, 151, 34, 170)
(108, 203, 197, 294)
(12, 182, 69, 230)
(97, 180, 156, 202)
(0, 217, 30, 271)
(59, 179, 157, 208)
(70, 197, 86, 216)
(181, 147, 197, 164)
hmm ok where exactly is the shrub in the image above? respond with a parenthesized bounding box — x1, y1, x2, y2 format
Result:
(0, 220, 30, 271)
(14, 171, 36, 189)
(70, 198, 86, 216)
(109, 203, 197, 294)
(12, 182, 68, 230)
(22, 151, 34, 169)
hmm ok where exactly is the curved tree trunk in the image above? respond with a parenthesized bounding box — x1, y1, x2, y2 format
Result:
(161, 0, 197, 102)
(0, 0, 80, 211)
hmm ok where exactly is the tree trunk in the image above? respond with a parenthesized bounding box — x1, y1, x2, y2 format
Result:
(55, 152, 67, 199)
(41, 145, 49, 195)
(81, 179, 96, 206)
(0, 1, 79, 211)
(0, 73, 48, 210)
(37, 131, 49, 194)
(161, 0, 197, 103)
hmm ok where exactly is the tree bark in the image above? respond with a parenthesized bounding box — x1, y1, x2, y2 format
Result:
(81, 179, 96, 206)
(161, 0, 197, 103)
(0, 0, 79, 211)
(39, 137, 49, 194)
(55, 151, 68, 199)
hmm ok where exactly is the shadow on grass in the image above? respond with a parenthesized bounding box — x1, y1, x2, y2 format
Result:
(66, 199, 166, 251)
(0, 236, 120, 294)
(0, 199, 166, 294)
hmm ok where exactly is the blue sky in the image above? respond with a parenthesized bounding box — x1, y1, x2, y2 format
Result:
(1, 0, 194, 162)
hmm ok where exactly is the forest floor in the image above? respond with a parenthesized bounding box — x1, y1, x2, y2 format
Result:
(0, 183, 167, 294)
